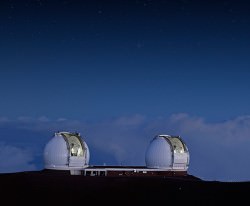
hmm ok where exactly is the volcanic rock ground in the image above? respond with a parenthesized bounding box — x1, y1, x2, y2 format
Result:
(0, 169, 249, 205)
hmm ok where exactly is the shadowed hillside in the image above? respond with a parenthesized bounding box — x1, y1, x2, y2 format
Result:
(1, 170, 250, 205)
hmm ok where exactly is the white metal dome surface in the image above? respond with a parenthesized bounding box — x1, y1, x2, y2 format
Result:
(145, 136, 172, 169)
(44, 131, 90, 170)
(145, 135, 189, 170)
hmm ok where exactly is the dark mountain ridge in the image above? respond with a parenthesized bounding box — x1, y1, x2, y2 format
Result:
(1, 170, 249, 205)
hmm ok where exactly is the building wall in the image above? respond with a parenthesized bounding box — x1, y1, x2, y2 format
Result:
(84, 169, 187, 177)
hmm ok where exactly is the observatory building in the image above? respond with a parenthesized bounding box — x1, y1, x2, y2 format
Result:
(44, 131, 90, 173)
(145, 135, 189, 170)
(43, 132, 189, 176)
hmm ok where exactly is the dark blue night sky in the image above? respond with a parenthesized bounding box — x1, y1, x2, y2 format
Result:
(1, 0, 250, 181)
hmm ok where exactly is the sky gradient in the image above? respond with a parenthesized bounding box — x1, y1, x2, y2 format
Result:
(1, 0, 250, 181)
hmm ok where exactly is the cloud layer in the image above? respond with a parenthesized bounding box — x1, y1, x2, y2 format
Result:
(0, 143, 36, 173)
(0, 113, 250, 181)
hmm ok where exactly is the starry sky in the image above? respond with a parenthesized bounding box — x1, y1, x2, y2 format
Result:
(1, 0, 250, 181)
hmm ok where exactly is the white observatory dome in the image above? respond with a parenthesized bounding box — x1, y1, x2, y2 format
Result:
(145, 135, 189, 171)
(44, 131, 90, 170)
